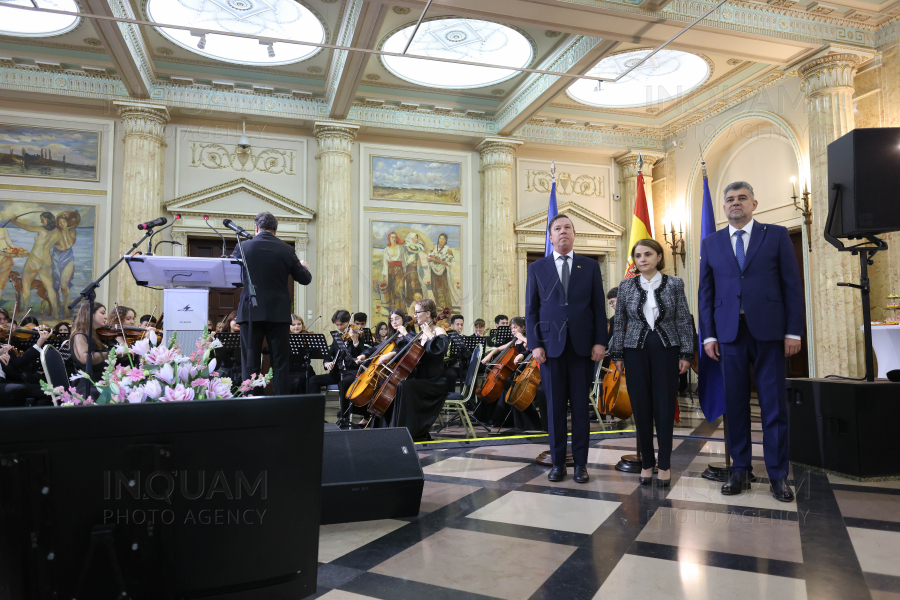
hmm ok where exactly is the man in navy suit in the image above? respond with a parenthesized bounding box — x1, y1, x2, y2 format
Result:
(698, 182, 804, 502)
(526, 214, 607, 483)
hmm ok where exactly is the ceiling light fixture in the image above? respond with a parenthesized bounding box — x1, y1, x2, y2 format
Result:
(236, 122, 251, 167)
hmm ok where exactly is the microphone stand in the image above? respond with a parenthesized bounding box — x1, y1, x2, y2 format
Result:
(145, 219, 179, 255)
(233, 231, 257, 384)
(68, 228, 157, 384)
(205, 218, 227, 257)
(152, 240, 182, 253)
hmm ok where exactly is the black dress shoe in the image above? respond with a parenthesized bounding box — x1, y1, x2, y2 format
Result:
(721, 470, 750, 496)
(573, 466, 589, 484)
(770, 479, 795, 502)
(548, 466, 566, 482)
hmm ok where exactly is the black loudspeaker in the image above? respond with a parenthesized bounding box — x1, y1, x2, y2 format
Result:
(321, 428, 424, 525)
(786, 378, 900, 478)
(827, 127, 900, 238)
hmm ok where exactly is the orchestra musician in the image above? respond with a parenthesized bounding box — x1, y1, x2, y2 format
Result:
(444, 314, 468, 393)
(0, 325, 54, 406)
(609, 239, 694, 487)
(308, 310, 371, 426)
(373, 321, 390, 344)
(53, 321, 71, 339)
(477, 316, 545, 432)
(106, 305, 140, 346)
(232, 212, 312, 395)
(374, 298, 448, 441)
(472, 318, 486, 338)
(71, 302, 118, 398)
(488, 314, 509, 348)
(288, 313, 315, 395)
(526, 214, 607, 484)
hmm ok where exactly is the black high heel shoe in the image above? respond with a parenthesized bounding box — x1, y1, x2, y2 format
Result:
(639, 468, 653, 485)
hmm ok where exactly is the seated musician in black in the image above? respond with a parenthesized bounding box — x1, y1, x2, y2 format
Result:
(444, 314, 470, 393)
(373, 299, 448, 441)
(288, 314, 315, 395)
(308, 310, 369, 426)
(475, 317, 547, 432)
(0, 326, 54, 406)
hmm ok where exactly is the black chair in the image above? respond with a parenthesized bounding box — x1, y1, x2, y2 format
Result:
(40, 345, 70, 391)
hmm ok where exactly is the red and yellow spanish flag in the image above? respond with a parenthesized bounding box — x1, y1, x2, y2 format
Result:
(624, 163, 653, 279)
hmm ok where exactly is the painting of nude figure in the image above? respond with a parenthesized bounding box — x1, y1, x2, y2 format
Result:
(0, 201, 97, 323)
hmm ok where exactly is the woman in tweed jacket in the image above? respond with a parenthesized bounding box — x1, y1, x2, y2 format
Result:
(608, 239, 695, 487)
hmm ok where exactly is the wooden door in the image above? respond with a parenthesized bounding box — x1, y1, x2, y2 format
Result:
(187, 237, 240, 329)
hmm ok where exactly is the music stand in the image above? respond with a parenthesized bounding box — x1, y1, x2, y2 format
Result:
(293, 333, 329, 393)
(212, 332, 242, 380)
(361, 328, 375, 346)
(492, 326, 512, 346)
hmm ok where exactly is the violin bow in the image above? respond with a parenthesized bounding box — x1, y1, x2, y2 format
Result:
(6, 302, 15, 346)
(142, 304, 159, 340)
(114, 302, 126, 342)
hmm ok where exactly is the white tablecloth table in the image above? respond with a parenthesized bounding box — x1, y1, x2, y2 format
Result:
(864, 325, 900, 379)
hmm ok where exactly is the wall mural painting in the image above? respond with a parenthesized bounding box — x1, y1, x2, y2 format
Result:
(370, 221, 462, 320)
(0, 124, 101, 182)
(371, 156, 461, 204)
(0, 201, 97, 324)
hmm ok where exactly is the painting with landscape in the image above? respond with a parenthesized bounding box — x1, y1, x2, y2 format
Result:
(0, 201, 96, 324)
(371, 157, 461, 204)
(0, 124, 100, 182)
(370, 221, 462, 320)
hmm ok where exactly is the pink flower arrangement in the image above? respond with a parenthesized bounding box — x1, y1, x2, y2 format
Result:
(43, 331, 271, 406)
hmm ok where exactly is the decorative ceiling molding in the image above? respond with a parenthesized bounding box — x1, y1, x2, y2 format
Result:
(166, 177, 315, 219)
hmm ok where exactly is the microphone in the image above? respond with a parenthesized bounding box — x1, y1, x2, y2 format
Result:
(223, 219, 252, 240)
(137, 217, 167, 230)
(204, 215, 227, 257)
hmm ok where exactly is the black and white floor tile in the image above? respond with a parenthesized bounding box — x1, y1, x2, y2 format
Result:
(313, 398, 900, 600)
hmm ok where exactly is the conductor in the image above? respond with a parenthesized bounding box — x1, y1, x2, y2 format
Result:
(234, 212, 312, 394)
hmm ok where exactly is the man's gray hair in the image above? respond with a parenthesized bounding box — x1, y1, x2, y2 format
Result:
(723, 181, 754, 200)
(255, 211, 278, 232)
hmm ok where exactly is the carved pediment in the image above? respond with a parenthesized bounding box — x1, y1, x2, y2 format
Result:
(166, 178, 315, 223)
(515, 201, 624, 237)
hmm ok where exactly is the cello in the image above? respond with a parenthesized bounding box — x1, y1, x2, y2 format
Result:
(506, 353, 541, 411)
(367, 308, 450, 417)
(346, 331, 399, 407)
(477, 345, 519, 403)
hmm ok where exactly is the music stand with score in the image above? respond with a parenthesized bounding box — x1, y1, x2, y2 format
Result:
(212, 332, 241, 377)
(492, 326, 513, 346)
(291, 333, 330, 393)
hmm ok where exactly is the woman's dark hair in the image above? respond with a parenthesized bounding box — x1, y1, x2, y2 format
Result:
(332, 309, 351, 324)
(53, 321, 71, 336)
(388, 309, 412, 332)
(374, 321, 389, 339)
(73, 302, 105, 348)
(224, 310, 239, 330)
(40, 211, 56, 231)
(21, 316, 39, 327)
(510, 316, 526, 331)
(631, 238, 666, 271)
(0, 307, 10, 322)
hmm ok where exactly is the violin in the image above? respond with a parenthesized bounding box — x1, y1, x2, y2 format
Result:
(95, 325, 157, 346)
(368, 308, 451, 418)
(507, 353, 541, 411)
(341, 324, 364, 342)
(477, 345, 519, 404)
(0, 323, 47, 344)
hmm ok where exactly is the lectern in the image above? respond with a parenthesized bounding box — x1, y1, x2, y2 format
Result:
(125, 256, 243, 349)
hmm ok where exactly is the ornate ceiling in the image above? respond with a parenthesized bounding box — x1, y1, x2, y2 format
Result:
(0, 0, 894, 151)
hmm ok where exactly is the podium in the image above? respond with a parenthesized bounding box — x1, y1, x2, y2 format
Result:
(126, 256, 243, 349)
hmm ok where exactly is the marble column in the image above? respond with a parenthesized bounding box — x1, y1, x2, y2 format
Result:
(798, 53, 865, 377)
(314, 121, 358, 323)
(477, 137, 523, 321)
(114, 101, 169, 313)
(616, 151, 662, 271)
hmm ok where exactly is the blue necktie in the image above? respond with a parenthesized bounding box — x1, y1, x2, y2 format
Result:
(735, 230, 746, 271)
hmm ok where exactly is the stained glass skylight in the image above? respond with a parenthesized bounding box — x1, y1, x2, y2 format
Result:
(0, 0, 80, 37)
(381, 18, 533, 89)
(567, 49, 710, 109)
(147, 0, 325, 66)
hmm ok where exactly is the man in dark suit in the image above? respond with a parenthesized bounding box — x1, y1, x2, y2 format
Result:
(698, 181, 804, 502)
(235, 212, 312, 395)
(526, 214, 607, 483)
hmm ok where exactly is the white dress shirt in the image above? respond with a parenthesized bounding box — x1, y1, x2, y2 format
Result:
(552, 249, 575, 283)
(703, 219, 800, 345)
(639, 271, 662, 329)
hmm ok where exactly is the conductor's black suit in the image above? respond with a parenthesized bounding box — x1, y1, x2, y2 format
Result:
(234, 230, 312, 394)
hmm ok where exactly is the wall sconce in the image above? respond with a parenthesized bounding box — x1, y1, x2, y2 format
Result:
(663, 220, 687, 276)
(790, 176, 812, 252)
(236, 122, 251, 167)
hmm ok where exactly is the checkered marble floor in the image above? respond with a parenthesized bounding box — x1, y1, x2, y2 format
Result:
(311, 405, 900, 600)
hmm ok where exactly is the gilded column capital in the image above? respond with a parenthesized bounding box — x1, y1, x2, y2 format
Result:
(294, 237, 309, 251)
(114, 101, 169, 142)
(616, 151, 664, 180)
(314, 121, 359, 157)
(476, 137, 524, 170)
(516, 247, 529, 258)
(798, 54, 859, 97)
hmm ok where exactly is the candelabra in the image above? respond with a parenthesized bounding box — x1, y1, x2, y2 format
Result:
(791, 177, 812, 252)
(663, 222, 687, 276)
